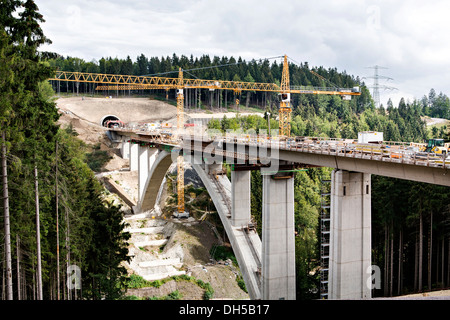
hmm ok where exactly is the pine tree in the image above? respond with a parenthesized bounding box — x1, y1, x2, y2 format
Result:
(1, 0, 58, 299)
(1, 5, 24, 300)
(82, 177, 130, 300)
(0, 0, 22, 40)
(2, 131, 12, 300)
(17, 0, 51, 49)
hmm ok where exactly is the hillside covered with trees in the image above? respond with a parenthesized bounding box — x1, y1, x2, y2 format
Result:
(1, 0, 450, 300)
(0, 0, 129, 300)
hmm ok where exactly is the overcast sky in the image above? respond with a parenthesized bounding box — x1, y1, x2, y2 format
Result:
(34, 0, 450, 107)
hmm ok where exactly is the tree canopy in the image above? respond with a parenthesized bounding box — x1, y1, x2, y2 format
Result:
(0, 0, 130, 300)
(2, 0, 450, 301)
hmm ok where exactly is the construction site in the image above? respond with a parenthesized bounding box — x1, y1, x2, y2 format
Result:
(52, 54, 450, 300)
(4, 0, 450, 304)
(56, 95, 255, 299)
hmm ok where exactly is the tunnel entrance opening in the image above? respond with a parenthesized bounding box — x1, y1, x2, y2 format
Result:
(101, 115, 121, 127)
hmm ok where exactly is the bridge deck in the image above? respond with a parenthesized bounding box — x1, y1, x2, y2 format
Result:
(112, 128, 450, 187)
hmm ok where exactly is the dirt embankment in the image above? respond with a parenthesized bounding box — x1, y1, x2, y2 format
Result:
(56, 96, 249, 300)
(56, 96, 177, 125)
(125, 221, 248, 300)
(55, 96, 178, 172)
(422, 116, 449, 127)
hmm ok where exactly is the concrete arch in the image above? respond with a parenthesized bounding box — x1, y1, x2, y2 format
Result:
(191, 163, 262, 300)
(137, 150, 262, 299)
(138, 150, 232, 226)
(138, 150, 173, 212)
(138, 151, 231, 219)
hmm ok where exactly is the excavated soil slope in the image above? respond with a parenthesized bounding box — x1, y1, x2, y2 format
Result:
(55, 96, 178, 172)
(56, 96, 177, 125)
(56, 96, 249, 300)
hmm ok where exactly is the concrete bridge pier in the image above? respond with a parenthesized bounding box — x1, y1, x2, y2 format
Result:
(231, 170, 252, 228)
(130, 142, 139, 171)
(261, 172, 296, 300)
(329, 169, 371, 299)
(138, 145, 149, 201)
(121, 136, 130, 159)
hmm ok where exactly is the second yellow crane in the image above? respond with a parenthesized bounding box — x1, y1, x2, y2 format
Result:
(279, 55, 292, 137)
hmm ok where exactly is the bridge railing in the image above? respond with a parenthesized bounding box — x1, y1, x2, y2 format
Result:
(109, 128, 450, 169)
(273, 138, 449, 168)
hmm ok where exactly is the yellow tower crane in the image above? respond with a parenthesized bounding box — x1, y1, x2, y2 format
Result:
(176, 68, 186, 215)
(50, 55, 362, 216)
(279, 55, 292, 137)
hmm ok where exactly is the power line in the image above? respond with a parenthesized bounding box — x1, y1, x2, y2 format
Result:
(139, 55, 284, 78)
(363, 65, 397, 108)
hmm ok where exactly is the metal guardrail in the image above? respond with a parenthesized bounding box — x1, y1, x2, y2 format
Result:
(210, 174, 232, 214)
(110, 128, 450, 169)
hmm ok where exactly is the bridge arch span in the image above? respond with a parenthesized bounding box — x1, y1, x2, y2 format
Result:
(138, 150, 230, 221)
(136, 149, 261, 299)
(138, 150, 172, 212)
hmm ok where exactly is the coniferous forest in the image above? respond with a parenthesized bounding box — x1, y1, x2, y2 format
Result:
(1, 0, 450, 300)
(0, 0, 129, 300)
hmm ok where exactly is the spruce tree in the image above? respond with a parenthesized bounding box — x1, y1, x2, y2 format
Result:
(0, 35, 14, 296)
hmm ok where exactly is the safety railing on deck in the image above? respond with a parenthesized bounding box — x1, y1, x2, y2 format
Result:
(109, 127, 450, 169)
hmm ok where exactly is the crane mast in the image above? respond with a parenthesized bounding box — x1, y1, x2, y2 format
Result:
(176, 68, 185, 215)
(279, 55, 292, 137)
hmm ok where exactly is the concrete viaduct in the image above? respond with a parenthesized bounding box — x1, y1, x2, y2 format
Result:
(109, 129, 450, 300)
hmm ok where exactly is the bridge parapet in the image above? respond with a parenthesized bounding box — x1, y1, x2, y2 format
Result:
(111, 128, 450, 177)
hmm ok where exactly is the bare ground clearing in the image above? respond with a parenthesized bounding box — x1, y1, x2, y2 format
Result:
(56, 96, 249, 300)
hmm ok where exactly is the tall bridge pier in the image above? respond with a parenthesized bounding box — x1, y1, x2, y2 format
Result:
(119, 136, 302, 299)
(329, 170, 372, 299)
(261, 171, 296, 300)
(231, 170, 252, 228)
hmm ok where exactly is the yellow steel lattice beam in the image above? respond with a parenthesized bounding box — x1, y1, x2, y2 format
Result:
(50, 59, 361, 139)
(281, 55, 290, 92)
(51, 71, 281, 92)
(279, 55, 292, 137)
(51, 70, 361, 97)
(176, 68, 185, 214)
(177, 155, 184, 214)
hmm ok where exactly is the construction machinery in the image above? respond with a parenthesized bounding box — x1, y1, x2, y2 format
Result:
(279, 55, 292, 137)
(421, 138, 449, 155)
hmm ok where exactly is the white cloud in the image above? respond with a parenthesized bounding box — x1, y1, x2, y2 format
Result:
(34, 0, 450, 105)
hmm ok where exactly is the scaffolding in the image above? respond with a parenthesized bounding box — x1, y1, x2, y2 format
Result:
(320, 179, 331, 299)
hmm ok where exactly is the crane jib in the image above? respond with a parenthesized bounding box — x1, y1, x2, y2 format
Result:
(50, 71, 361, 96)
